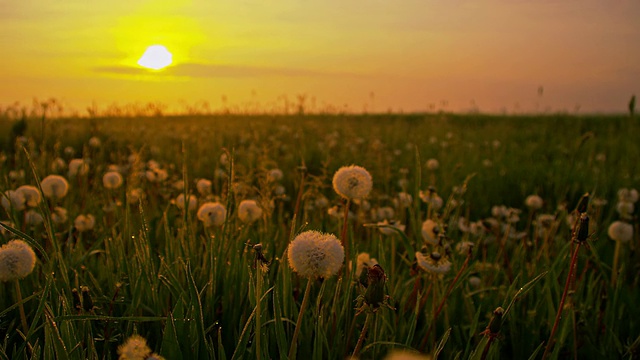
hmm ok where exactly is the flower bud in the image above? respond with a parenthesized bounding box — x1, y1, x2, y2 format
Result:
(488, 307, 504, 334)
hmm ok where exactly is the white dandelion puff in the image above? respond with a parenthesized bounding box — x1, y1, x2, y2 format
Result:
(103, 171, 124, 189)
(332, 165, 373, 200)
(288, 230, 344, 279)
(41, 175, 70, 199)
(175, 194, 197, 211)
(117, 334, 151, 360)
(74, 214, 96, 232)
(608, 221, 633, 243)
(354, 252, 378, 278)
(196, 178, 212, 196)
(416, 251, 451, 274)
(525, 195, 543, 210)
(1, 190, 26, 212)
(68, 159, 89, 177)
(197, 202, 227, 227)
(51, 207, 68, 224)
(16, 185, 41, 208)
(0, 240, 37, 282)
(421, 219, 440, 245)
(426, 158, 440, 170)
(237, 199, 263, 224)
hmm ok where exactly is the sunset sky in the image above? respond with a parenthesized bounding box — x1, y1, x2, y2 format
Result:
(1, 0, 638, 114)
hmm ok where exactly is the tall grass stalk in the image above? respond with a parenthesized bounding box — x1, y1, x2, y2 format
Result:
(288, 278, 312, 360)
(352, 312, 372, 357)
(420, 247, 473, 351)
(542, 242, 582, 360)
(255, 268, 264, 360)
(15, 280, 29, 334)
(341, 199, 351, 263)
(611, 240, 622, 286)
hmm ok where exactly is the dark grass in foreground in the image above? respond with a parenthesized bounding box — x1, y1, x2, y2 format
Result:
(0, 114, 638, 359)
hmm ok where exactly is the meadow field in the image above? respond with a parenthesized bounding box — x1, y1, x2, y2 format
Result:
(0, 113, 638, 360)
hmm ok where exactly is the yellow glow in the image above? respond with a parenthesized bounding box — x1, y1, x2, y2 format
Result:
(113, 8, 206, 71)
(137, 45, 173, 70)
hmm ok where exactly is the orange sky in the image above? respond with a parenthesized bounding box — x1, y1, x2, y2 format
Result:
(1, 1, 638, 114)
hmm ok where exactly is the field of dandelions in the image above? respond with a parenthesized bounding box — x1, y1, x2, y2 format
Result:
(0, 114, 639, 360)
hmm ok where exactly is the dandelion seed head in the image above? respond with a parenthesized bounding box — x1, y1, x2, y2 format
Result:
(117, 334, 151, 360)
(41, 175, 70, 199)
(51, 206, 68, 224)
(267, 168, 284, 182)
(419, 190, 442, 209)
(153, 168, 168, 182)
(9, 170, 25, 182)
(175, 194, 197, 211)
(421, 219, 439, 245)
(288, 230, 344, 279)
(354, 252, 378, 278)
(50, 157, 66, 173)
(68, 159, 89, 177)
(608, 221, 633, 243)
(332, 165, 373, 200)
(17, 185, 41, 207)
(172, 180, 185, 191)
(88, 136, 101, 148)
(416, 251, 451, 274)
(24, 209, 43, 226)
(374, 206, 395, 222)
(426, 158, 439, 170)
(219, 153, 229, 166)
(197, 202, 227, 227)
(525, 195, 543, 210)
(196, 178, 212, 196)
(1, 190, 26, 212)
(103, 171, 124, 189)
(455, 241, 474, 255)
(314, 195, 329, 209)
(618, 188, 639, 203)
(616, 201, 634, 219)
(491, 205, 508, 218)
(64, 146, 75, 157)
(396, 192, 413, 208)
(214, 168, 227, 179)
(274, 185, 286, 196)
(75, 214, 96, 232)
(238, 199, 263, 224)
(457, 217, 471, 233)
(127, 188, 145, 205)
(0, 240, 37, 282)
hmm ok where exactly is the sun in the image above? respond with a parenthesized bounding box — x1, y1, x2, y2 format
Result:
(137, 45, 173, 70)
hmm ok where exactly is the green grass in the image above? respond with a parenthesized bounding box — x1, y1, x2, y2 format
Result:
(0, 113, 638, 359)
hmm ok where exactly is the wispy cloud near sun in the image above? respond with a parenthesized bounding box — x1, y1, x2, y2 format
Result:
(93, 63, 364, 79)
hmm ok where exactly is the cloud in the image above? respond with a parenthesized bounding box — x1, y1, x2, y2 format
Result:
(93, 62, 362, 79)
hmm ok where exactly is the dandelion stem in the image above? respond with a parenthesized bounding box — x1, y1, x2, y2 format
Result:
(542, 242, 581, 360)
(288, 278, 312, 360)
(611, 240, 621, 286)
(420, 248, 472, 351)
(344, 311, 358, 358)
(340, 199, 351, 265)
(352, 312, 372, 357)
(479, 336, 495, 360)
(255, 269, 263, 360)
(292, 166, 306, 229)
(15, 280, 29, 334)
